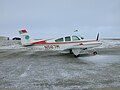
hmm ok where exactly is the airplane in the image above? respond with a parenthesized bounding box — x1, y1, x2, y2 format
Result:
(19, 29, 102, 57)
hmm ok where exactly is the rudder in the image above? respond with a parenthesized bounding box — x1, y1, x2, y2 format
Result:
(19, 29, 32, 46)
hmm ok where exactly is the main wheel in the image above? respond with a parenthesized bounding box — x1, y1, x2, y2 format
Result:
(93, 51, 97, 55)
(70, 49, 73, 54)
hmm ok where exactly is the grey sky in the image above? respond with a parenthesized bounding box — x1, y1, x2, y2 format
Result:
(0, 0, 120, 39)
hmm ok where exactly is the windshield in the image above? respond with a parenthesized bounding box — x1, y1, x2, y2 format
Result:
(72, 36, 80, 41)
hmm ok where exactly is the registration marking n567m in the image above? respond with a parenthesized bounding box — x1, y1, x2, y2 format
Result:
(44, 45, 60, 49)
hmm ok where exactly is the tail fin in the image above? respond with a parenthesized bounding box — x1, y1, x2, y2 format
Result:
(19, 29, 33, 46)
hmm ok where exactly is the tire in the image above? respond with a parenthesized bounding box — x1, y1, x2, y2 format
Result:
(93, 51, 97, 55)
(70, 49, 73, 54)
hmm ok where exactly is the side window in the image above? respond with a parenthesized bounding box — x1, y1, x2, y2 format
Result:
(55, 38, 64, 42)
(65, 36, 71, 41)
(72, 36, 80, 41)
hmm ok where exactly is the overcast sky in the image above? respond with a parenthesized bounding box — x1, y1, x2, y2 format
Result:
(0, 0, 120, 39)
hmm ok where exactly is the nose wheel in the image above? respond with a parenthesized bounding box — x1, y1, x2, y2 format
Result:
(93, 51, 97, 55)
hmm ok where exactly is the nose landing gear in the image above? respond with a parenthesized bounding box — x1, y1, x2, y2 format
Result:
(70, 49, 98, 57)
(93, 51, 97, 55)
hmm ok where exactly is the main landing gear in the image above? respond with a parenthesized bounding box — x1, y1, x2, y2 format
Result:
(70, 49, 98, 57)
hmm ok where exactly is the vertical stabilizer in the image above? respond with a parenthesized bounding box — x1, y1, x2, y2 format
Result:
(19, 30, 32, 46)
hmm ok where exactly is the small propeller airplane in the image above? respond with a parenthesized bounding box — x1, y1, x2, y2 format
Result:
(19, 29, 102, 57)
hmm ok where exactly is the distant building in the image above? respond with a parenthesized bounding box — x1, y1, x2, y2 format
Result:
(0, 36, 9, 40)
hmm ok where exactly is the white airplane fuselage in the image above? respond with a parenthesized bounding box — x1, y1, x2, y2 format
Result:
(19, 30, 102, 56)
(30, 39, 102, 51)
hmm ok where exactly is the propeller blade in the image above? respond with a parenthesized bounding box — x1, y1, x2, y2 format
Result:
(96, 33, 99, 41)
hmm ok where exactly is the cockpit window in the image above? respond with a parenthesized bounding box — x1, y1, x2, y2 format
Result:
(65, 36, 71, 41)
(55, 38, 64, 42)
(72, 36, 80, 41)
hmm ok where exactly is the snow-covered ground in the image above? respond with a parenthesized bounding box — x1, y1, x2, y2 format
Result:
(0, 39, 120, 90)
(100, 39, 120, 48)
(0, 40, 21, 49)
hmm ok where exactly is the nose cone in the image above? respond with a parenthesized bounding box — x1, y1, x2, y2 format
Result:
(93, 41, 102, 47)
(97, 41, 102, 46)
(85, 41, 102, 48)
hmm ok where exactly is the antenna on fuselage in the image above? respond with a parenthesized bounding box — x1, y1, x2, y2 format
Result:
(74, 30, 79, 32)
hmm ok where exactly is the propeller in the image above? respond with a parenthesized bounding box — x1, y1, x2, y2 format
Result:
(96, 33, 99, 41)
